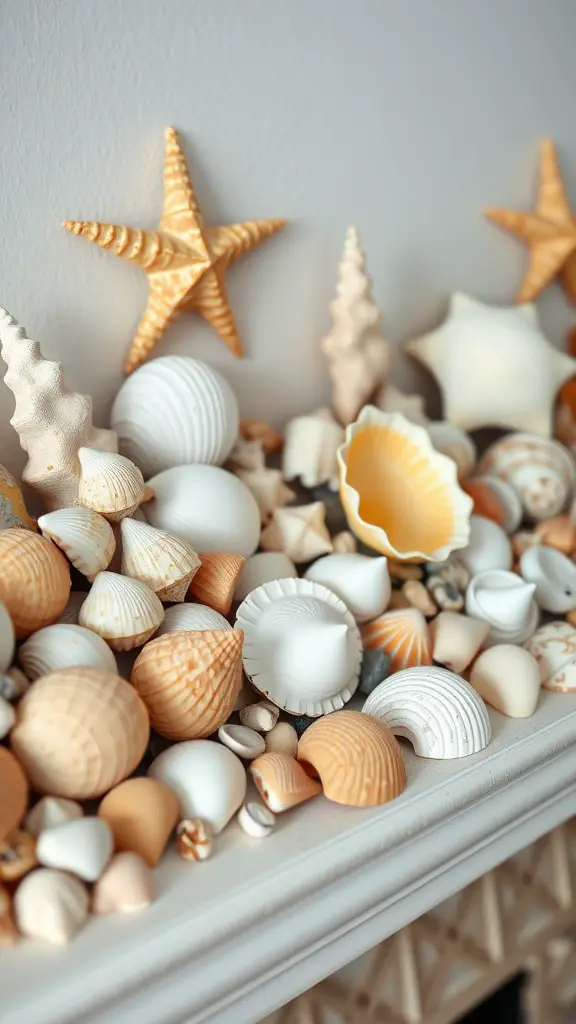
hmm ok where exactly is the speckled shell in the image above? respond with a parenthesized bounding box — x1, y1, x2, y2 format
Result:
(0, 463, 36, 531)
(0, 529, 71, 638)
(233, 552, 298, 603)
(120, 518, 201, 602)
(0, 746, 28, 842)
(14, 868, 89, 945)
(131, 630, 244, 740)
(156, 602, 232, 636)
(470, 645, 541, 718)
(297, 710, 406, 806)
(249, 752, 321, 812)
(37, 507, 115, 580)
(524, 620, 576, 691)
(363, 666, 491, 759)
(148, 740, 246, 834)
(79, 571, 164, 650)
(361, 608, 432, 673)
(18, 623, 117, 680)
(78, 447, 146, 521)
(478, 433, 576, 522)
(98, 777, 180, 867)
(11, 667, 150, 799)
(188, 552, 246, 615)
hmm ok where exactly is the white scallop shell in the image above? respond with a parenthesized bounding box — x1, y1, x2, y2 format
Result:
(14, 868, 89, 946)
(144, 465, 260, 557)
(233, 552, 298, 603)
(38, 507, 116, 580)
(470, 645, 540, 718)
(524, 620, 576, 692)
(155, 602, 232, 636)
(79, 571, 164, 650)
(0, 599, 15, 674)
(37, 816, 113, 882)
(459, 515, 512, 575)
(426, 421, 477, 480)
(235, 577, 362, 716)
(465, 569, 539, 646)
(18, 623, 117, 679)
(120, 518, 201, 602)
(282, 407, 344, 491)
(110, 355, 239, 477)
(478, 433, 576, 521)
(362, 665, 491, 759)
(78, 448, 145, 521)
(148, 739, 247, 834)
(304, 553, 391, 623)
(520, 545, 576, 613)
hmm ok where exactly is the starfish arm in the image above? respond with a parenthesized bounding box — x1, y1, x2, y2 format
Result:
(62, 220, 193, 272)
(161, 128, 210, 260)
(124, 267, 204, 374)
(188, 268, 244, 358)
(537, 139, 573, 224)
(517, 236, 576, 302)
(485, 208, 549, 244)
(206, 219, 286, 267)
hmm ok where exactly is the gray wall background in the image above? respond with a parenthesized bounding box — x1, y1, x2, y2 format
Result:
(1, 0, 576, 475)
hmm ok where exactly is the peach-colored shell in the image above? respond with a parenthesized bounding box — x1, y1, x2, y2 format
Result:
(188, 553, 246, 615)
(0, 530, 71, 639)
(297, 710, 406, 807)
(249, 752, 321, 813)
(0, 747, 28, 842)
(98, 777, 180, 867)
(361, 608, 432, 672)
(131, 630, 244, 740)
(11, 668, 150, 799)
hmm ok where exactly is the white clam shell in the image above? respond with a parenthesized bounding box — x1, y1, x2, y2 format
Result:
(217, 724, 266, 759)
(520, 545, 576, 613)
(233, 552, 298, 603)
(0, 599, 15, 673)
(148, 740, 247, 835)
(37, 816, 114, 882)
(38, 507, 116, 580)
(304, 553, 391, 623)
(459, 515, 512, 575)
(479, 432, 576, 521)
(470, 645, 541, 718)
(156, 602, 232, 636)
(237, 802, 276, 838)
(524, 620, 576, 692)
(144, 465, 260, 557)
(0, 696, 15, 739)
(78, 448, 145, 521)
(111, 355, 239, 478)
(120, 518, 201, 602)
(14, 868, 89, 945)
(25, 797, 83, 839)
(282, 408, 344, 491)
(18, 623, 117, 680)
(465, 569, 539, 646)
(235, 577, 362, 716)
(363, 665, 491, 759)
(426, 421, 477, 480)
(79, 571, 164, 650)
(93, 852, 155, 915)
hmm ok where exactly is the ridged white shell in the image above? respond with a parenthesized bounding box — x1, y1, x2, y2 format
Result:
(78, 448, 145, 521)
(38, 507, 116, 580)
(120, 518, 201, 602)
(235, 577, 362, 716)
(520, 545, 576, 613)
(465, 569, 539, 646)
(304, 553, 391, 623)
(110, 355, 239, 477)
(459, 515, 512, 575)
(233, 552, 298, 603)
(478, 433, 576, 521)
(363, 666, 491, 759)
(14, 868, 89, 946)
(79, 571, 164, 650)
(0, 599, 15, 674)
(18, 623, 117, 679)
(148, 740, 247, 834)
(144, 465, 260, 557)
(156, 602, 232, 636)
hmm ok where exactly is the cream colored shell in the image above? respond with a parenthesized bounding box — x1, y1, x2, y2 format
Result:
(18, 623, 117, 680)
(156, 602, 232, 636)
(25, 797, 83, 839)
(78, 447, 146, 521)
(282, 408, 344, 491)
(524, 620, 576, 692)
(478, 432, 576, 521)
(0, 529, 71, 639)
(470, 645, 541, 718)
(98, 777, 180, 867)
(429, 612, 489, 674)
(14, 868, 89, 946)
(249, 752, 321, 812)
(38, 507, 115, 580)
(93, 852, 155, 915)
(120, 517, 201, 602)
(0, 600, 15, 674)
(79, 571, 164, 650)
(426, 421, 477, 481)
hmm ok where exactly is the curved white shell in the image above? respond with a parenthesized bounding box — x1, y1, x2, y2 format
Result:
(78, 448, 145, 521)
(144, 465, 260, 557)
(282, 408, 344, 491)
(520, 545, 576, 613)
(465, 569, 539, 646)
(233, 552, 298, 603)
(0, 599, 15, 674)
(19, 623, 117, 680)
(426, 421, 477, 480)
(363, 665, 491, 759)
(459, 515, 512, 575)
(524, 620, 576, 692)
(304, 553, 391, 623)
(470, 645, 541, 718)
(111, 355, 239, 477)
(38, 507, 116, 580)
(148, 740, 247, 835)
(235, 577, 362, 716)
(430, 612, 489, 674)
(120, 518, 201, 602)
(156, 602, 231, 636)
(479, 432, 576, 521)
(25, 797, 83, 839)
(79, 571, 164, 650)
(37, 817, 114, 882)
(14, 868, 89, 945)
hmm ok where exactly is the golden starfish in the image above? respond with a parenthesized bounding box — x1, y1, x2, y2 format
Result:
(485, 139, 576, 304)
(63, 127, 286, 373)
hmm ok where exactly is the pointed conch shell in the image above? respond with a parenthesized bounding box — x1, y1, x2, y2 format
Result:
(14, 868, 89, 945)
(78, 447, 146, 521)
(24, 797, 83, 839)
(249, 752, 321, 812)
(361, 608, 432, 673)
(459, 515, 513, 575)
(0, 529, 71, 638)
(11, 667, 150, 799)
(98, 777, 180, 867)
(282, 408, 344, 491)
(131, 630, 244, 740)
(363, 666, 491, 759)
(188, 552, 245, 614)
(79, 571, 164, 650)
(304, 553, 391, 623)
(120, 518, 201, 602)
(297, 710, 406, 806)
(93, 852, 155, 915)
(156, 602, 231, 636)
(465, 569, 539, 646)
(0, 308, 117, 511)
(18, 623, 117, 680)
(0, 746, 28, 841)
(430, 612, 489, 674)
(338, 406, 473, 562)
(38, 507, 115, 580)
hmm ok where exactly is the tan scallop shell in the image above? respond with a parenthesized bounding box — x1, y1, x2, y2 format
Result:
(79, 571, 164, 650)
(78, 447, 146, 521)
(37, 507, 116, 581)
(10, 667, 150, 799)
(0, 746, 28, 842)
(131, 630, 244, 740)
(120, 518, 201, 602)
(297, 710, 406, 807)
(249, 752, 321, 813)
(188, 552, 246, 614)
(0, 529, 71, 639)
(98, 777, 180, 867)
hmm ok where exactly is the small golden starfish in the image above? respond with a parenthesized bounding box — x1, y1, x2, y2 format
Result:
(63, 127, 285, 373)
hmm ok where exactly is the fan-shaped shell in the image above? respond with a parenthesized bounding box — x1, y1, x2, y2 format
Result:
(465, 569, 539, 646)
(79, 571, 164, 650)
(297, 710, 406, 806)
(304, 553, 391, 623)
(249, 752, 321, 812)
(0, 746, 28, 841)
(478, 433, 576, 521)
(78, 447, 146, 521)
(38, 507, 116, 580)
(363, 666, 491, 759)
(131, 630, 244, 740)
(120, 518, 201, 602)
(110, 355, 239, 477)
(188, 552, 245, 614)
(235, 577, 362, 716)
(0, 529, 71, 638)
(156, 602, 232, 636)
(524, 620, 576, 692)
(14, 868, 89, 946)
(148, 740, 246, 834)
(233, 552, 298, 603)
(361, 608, 432, 672)
(18, 623, 117, 680)
(11, 667, 150, 798)
(462, 476, 522, 533)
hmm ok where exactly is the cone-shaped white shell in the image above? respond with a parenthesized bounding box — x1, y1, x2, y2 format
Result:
(466, 569, 539, 646)
(79, 571, 164, 650)
(524, 620, 576, 691)
(156, 602, 232, 636)
(110, 356, 239, 477)
(459, 516, 512, 575)
(478, 432, 576, 522)
(93, 852, 155, 914)
(120, 518, 201, 602)
(37, 816, 114, 882)
(520, 545, 576, 613)
(18, 623, 117, 680)
(363, 665, 491, 759)
(282, 408, 344, 491)
(304, 553, 391, 623)
(430, 612, 490, 674)
(14, 868, 89, 945)
(25, 797, 83, 839)
(470, 645, 541, 718)
(235, 577, 362, 716)
(233, 552, 298, 603)
(144, 465, 260, 557)
(0, 600, 15, 674)
(148, 740, 247, 834)
(38, 507, 115, 580)
(78, 448, 145, 521)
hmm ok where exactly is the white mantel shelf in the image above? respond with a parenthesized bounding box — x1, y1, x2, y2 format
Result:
(2, 692, 576, 1024)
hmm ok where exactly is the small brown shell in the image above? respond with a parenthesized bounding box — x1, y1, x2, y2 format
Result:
(0, 747, 28, 842)
(0, 530, 70, 639)
(188, 552, 246, 615)
(249, 752, 321, 813)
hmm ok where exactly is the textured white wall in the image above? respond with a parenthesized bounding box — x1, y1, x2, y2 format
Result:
(2, 0, 576, 475)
